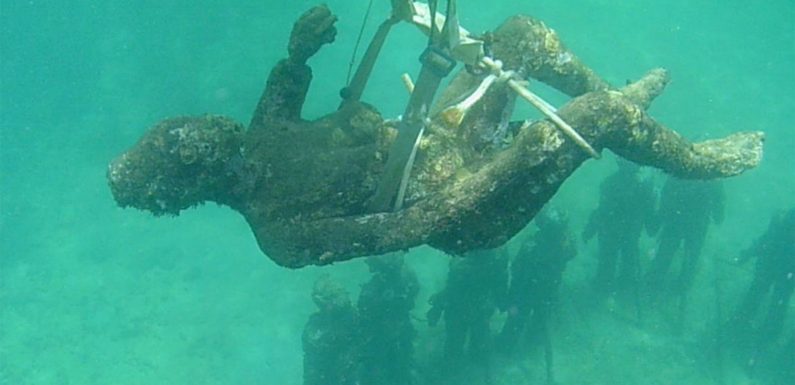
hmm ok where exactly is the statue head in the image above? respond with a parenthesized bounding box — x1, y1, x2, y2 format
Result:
(535, 205, 569, 234)
(311, 274, 351, 311)
(107, 115, 246, 215)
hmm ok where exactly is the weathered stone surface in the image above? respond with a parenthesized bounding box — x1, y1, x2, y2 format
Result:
(108, 5, 764, 268)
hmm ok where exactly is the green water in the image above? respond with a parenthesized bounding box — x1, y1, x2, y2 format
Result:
(1, 1, 793, 384)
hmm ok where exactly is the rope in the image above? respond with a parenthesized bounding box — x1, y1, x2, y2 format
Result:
(428, 0, 438, 45)
(346, 0, 375, 85)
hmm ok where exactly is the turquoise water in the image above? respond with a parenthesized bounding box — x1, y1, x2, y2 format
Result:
(1, 1, 793, 384)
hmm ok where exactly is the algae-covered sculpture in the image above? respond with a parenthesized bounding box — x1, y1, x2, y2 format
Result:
(108, 1, 764, 268)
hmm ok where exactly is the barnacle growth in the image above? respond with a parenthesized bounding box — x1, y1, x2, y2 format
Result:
(108, 5, 764, 267)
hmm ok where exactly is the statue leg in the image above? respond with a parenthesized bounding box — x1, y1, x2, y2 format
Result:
(436, 13, 610, 114)
(252, 70, 763, 267)
(491, 15, 610, 96)
(433, 14, 664, 154)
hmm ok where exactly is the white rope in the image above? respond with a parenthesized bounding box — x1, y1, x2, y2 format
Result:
(478, 57, 600, 158)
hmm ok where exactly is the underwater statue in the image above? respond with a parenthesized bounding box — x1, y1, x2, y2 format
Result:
(645, 178, 725, 296)
(427, 247, 508, 374)
(499, 208, 575, 384)
(357, 254, 419, 385)
(731, 208, 795, 346)
(107, 2, 764, 268)
(302, 275, 359, 385)
(583, 160, 657, 302)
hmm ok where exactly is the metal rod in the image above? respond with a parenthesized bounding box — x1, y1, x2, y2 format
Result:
(340, 16, 399, 106)
(369, 63, 448, 212)
(508, 81, 600, 158)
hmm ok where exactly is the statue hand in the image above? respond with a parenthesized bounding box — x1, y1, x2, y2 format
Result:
(288, 5, 338, 63)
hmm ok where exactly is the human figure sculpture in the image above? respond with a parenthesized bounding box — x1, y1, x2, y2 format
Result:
(356, 254, 419, 385)
(426, 247, 508, 381)
(583, 160, 657, 303)
(499, 208, 575, 384)
(107, 4, 764, 268)
(645, 178, 725, 296)
(302, 275, 359, 385)
(731, 208, 795, 346)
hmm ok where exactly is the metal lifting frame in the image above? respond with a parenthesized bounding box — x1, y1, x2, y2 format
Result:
(345, 0, 599, 212)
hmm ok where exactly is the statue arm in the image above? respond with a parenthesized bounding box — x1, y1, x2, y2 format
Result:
(249, 5, 338, 128)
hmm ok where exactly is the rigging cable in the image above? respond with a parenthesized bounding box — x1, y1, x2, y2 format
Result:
(428, 0, 438, 45)
(346, 0, 376, 85)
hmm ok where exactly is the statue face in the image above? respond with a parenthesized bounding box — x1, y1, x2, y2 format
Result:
(107, 115, 244, 215)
